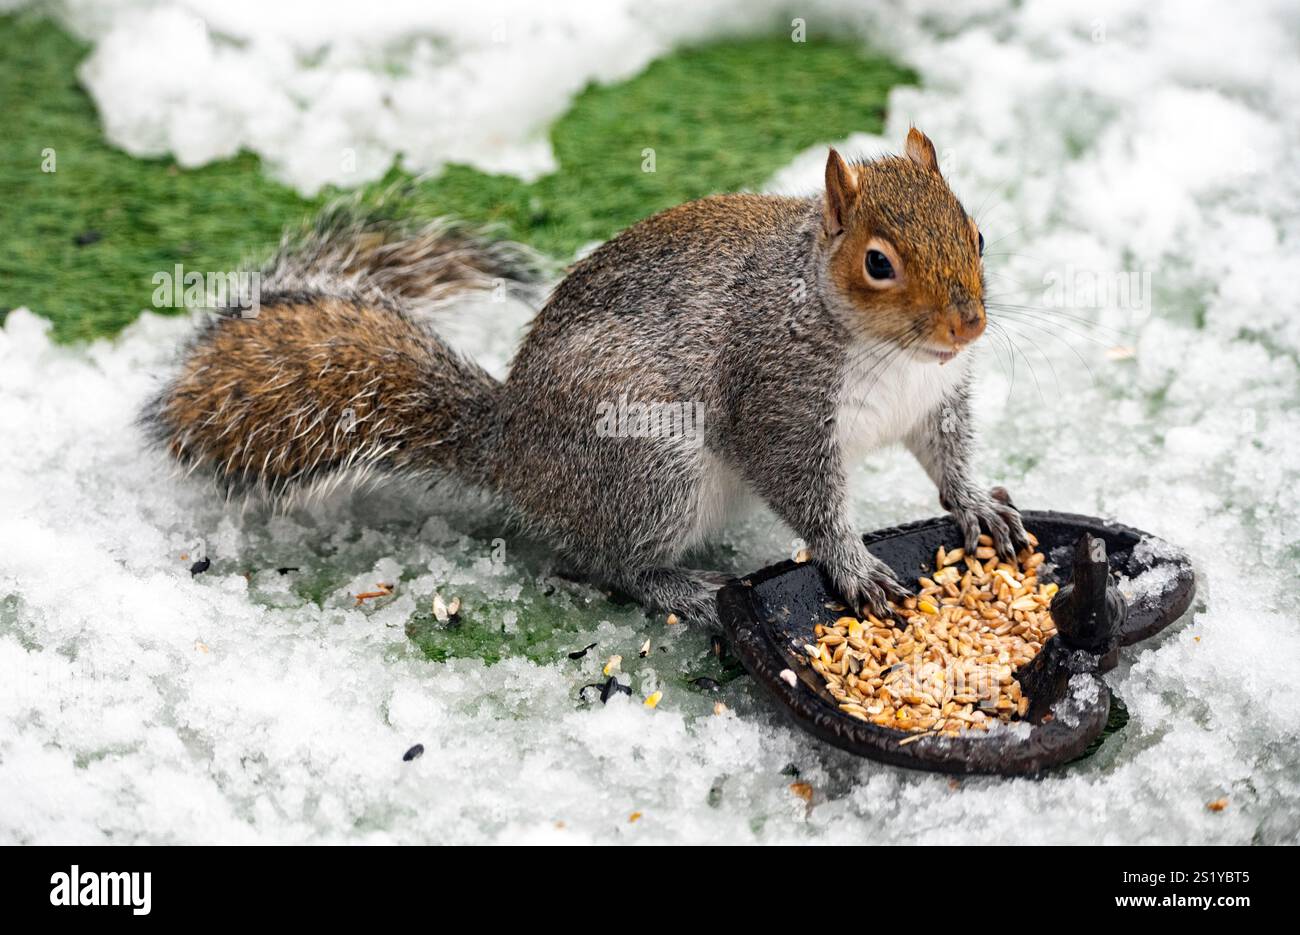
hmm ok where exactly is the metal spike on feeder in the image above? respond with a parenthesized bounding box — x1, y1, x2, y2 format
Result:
(1009, 533, 1130, 725)
(1049, 533, 1127, 668)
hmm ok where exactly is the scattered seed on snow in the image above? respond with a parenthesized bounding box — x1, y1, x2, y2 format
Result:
(355, 583, 393, 605)
(585, 676, 629, 707)
(567, 642, 598, 660)
(402, 744, 424, 762)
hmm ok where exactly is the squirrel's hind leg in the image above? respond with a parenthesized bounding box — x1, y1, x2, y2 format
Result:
(612, 566, 730, 631)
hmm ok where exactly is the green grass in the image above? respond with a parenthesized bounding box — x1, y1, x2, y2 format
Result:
(0, 12, 913, 342)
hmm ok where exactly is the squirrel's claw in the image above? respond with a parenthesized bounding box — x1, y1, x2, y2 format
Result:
(819, 539, 910, 627)
(869, 574, 913, 627)
(946, 485, 1028, 562)
(855, 578, 907, 627)
(991, 486, 1031, 555)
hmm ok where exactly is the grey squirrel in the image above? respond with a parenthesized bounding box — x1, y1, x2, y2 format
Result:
(143, 128, 1028, 629)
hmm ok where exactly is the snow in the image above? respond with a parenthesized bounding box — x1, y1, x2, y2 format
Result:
(61, 0, 804, 195)
(3, 0, 1300, 843)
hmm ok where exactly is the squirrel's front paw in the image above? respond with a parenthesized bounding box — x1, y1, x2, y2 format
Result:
(819, 539, 911, 623)
(942, 484, 1030, 560)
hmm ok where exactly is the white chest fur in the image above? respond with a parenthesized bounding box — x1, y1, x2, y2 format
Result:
(681, 349, 968, 552)
(835, 349, 969, 465)
(683, 447, 755, 551)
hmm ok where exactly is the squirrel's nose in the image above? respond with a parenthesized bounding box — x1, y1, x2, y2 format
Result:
(944, 306, 986, 346)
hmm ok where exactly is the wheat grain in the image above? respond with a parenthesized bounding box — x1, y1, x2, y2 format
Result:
(807, 537, 1056, 737)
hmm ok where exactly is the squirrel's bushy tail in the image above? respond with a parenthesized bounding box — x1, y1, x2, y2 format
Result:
(142, 193, 542, 502)
(259, 193, 543, 314)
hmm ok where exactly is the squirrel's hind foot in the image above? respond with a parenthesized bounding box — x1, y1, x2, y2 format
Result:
(612, 566, 730, 631)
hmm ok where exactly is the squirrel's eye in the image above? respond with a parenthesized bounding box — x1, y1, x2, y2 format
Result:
(978, 231, 985, 256)
(865, 250, 895, 281)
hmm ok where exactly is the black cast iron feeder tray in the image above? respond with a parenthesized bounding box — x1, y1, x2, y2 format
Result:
(716, 510, 1196, 776)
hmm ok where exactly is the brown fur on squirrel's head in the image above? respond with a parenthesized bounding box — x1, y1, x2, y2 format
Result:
(821, 128, 985, 364)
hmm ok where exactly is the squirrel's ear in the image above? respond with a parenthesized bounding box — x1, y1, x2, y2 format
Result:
(905, 127, 941, 176)
(823, 148, 859, 237)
